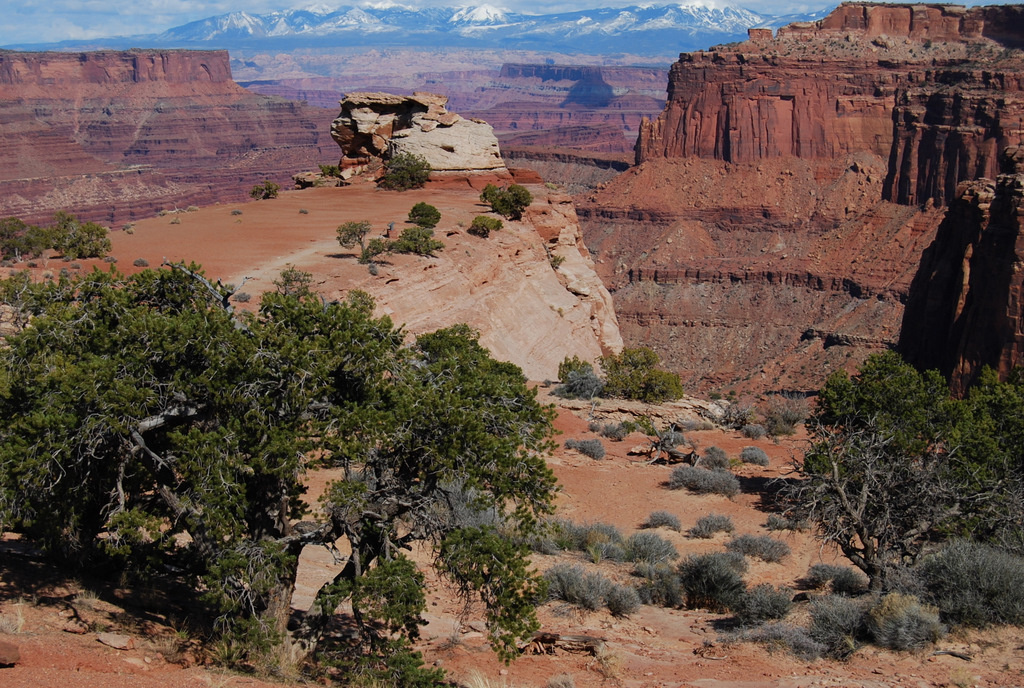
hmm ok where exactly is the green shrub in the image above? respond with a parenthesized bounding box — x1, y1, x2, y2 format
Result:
(468, 215, 503, 238)
(625, 532, 678, 565)
(733, 583, 793, 625)
(739, 446, 770, 466)
(480, 183, 533, 220)
(916, 540, 1024, 628)
(318, 163, 341, 177)
(697, 446, 730, 470)
(688, 514, 734, 539)
(380, 152, 431, 190)
(667, 466, 739, 498)
(564, 438, 605, 460)
(407, 202, 441, 229)
(49, 212, 111, 260)
(544, 564, 610, 611)
(390, 227, 443, 256)
(867, 593, 944, 650)
(558, 355, 591, 381)
(641, 510, 681, 532)
(726, 535, 790, 563)
(605, 584, 641, 617)
(678, 552, 747, 612)
(633, 562, 684, 608)
(249, 180, 280, 200)
(804, 564, 867, 595)
(808, 595, 867, 659)
(600, 347, 683, 403)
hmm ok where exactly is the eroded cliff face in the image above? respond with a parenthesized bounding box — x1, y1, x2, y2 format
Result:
(585, 2, 1024, 394)
(0, 50, 337, 225)
(899, 147, 1024, 394)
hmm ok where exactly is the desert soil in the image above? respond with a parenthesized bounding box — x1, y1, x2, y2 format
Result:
(2, 183, 1022, 687)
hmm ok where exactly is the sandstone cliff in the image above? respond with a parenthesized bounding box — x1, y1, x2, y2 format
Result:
(0, 50, 337, 225)
(585, 2, 1024, 394)
(899, 147, 1024, 394)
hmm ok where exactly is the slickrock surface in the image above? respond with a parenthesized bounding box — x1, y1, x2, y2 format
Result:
(583, 2, 1024, 394)
(0, 50, 337, 226)
(72, 180, 621, 380)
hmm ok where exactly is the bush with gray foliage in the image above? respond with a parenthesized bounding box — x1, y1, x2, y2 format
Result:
(916, 539, 1024, 628)
(733, 583, 793, 625)
(726, 534, 791, 563)
(544, 563, 611, 611)
(667, 465, 740, 498)
(678, 551, 747, 612)
(808, 595, 868, 659)
(625, 531, 678, 565)
(739, 446, 769, 466)
(697, 446, 730, 470)
(804, 564, 867, 596)
(641, 510, 681, 531)
(688, 514, 734, 539)
(867, 593, 944, 650)
(564, 437, 605, 460)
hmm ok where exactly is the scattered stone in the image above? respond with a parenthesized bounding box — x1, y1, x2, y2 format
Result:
(97, 632, 135, 650)
(0, 639, 20, 666)
(63, 620, 89, 634)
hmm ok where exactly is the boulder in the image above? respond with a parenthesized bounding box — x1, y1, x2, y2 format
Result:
(0, 639, 20, 666)
(331, 91, 505, 178)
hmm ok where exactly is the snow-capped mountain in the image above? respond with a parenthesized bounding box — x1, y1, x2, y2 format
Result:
(147, 3, 821, 54)
(5, 3, 830, 54)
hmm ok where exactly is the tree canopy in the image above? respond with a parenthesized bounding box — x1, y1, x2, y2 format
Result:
(0, 265, 557, 683)
(786, 352, 1024, 590)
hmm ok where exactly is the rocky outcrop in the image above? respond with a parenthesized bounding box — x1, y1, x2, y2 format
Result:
(636, 4, 1024, 209)
(585, 3, 1024, 393)
(899, 147, 1024, 394)
(0, 50, 337, 225)
(330, 92, 504, 179)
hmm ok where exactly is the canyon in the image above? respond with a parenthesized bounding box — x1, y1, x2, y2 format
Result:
(0, 50, 337, 226)
(579, 2, 1024, 394)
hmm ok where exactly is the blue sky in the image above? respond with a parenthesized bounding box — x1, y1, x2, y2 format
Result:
(2, 0, 829, 46)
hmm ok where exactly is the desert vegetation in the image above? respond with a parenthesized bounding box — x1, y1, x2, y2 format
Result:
(379, 152, 431, 191)
(553, 349, 683, 403)
(249, 179, 281, 199)
(480, 183, 533, 221)
(0, 266, 558, 684)
(0, 212, 110, 261)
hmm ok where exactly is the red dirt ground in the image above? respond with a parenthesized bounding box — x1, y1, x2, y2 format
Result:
(2, 184, 1022, 687)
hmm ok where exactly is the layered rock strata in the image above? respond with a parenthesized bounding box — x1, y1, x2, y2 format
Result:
(0, 50, 337, 225)
(899, 147, 1024, 394)
(584, 2, 1024, 393)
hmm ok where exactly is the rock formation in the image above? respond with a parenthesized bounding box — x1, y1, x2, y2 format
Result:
(0, 50, 337, 225)
(330, 92, 504, 179)
(583, 3, 1024, 394)
(899, 147, 1024, 394)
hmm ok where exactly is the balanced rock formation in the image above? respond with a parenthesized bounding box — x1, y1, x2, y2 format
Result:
(0, 50, 337, 225)
(583, 2, 1024, 394)
(330, 92, 504, 179)
(899, 147, 1024, 394)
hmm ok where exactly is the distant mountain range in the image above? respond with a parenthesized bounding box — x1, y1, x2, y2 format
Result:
(7, 2, 833, 55)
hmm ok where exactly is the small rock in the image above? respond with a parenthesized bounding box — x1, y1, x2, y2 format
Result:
(97, 632, 135, 650)
(499, 669, 508, 676)
(63, 620, 89, 634)
(467, 621, 487, 633)
(0, 639, 20, 666)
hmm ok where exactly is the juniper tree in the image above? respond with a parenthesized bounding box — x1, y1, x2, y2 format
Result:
(0, 265, 557, 681)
